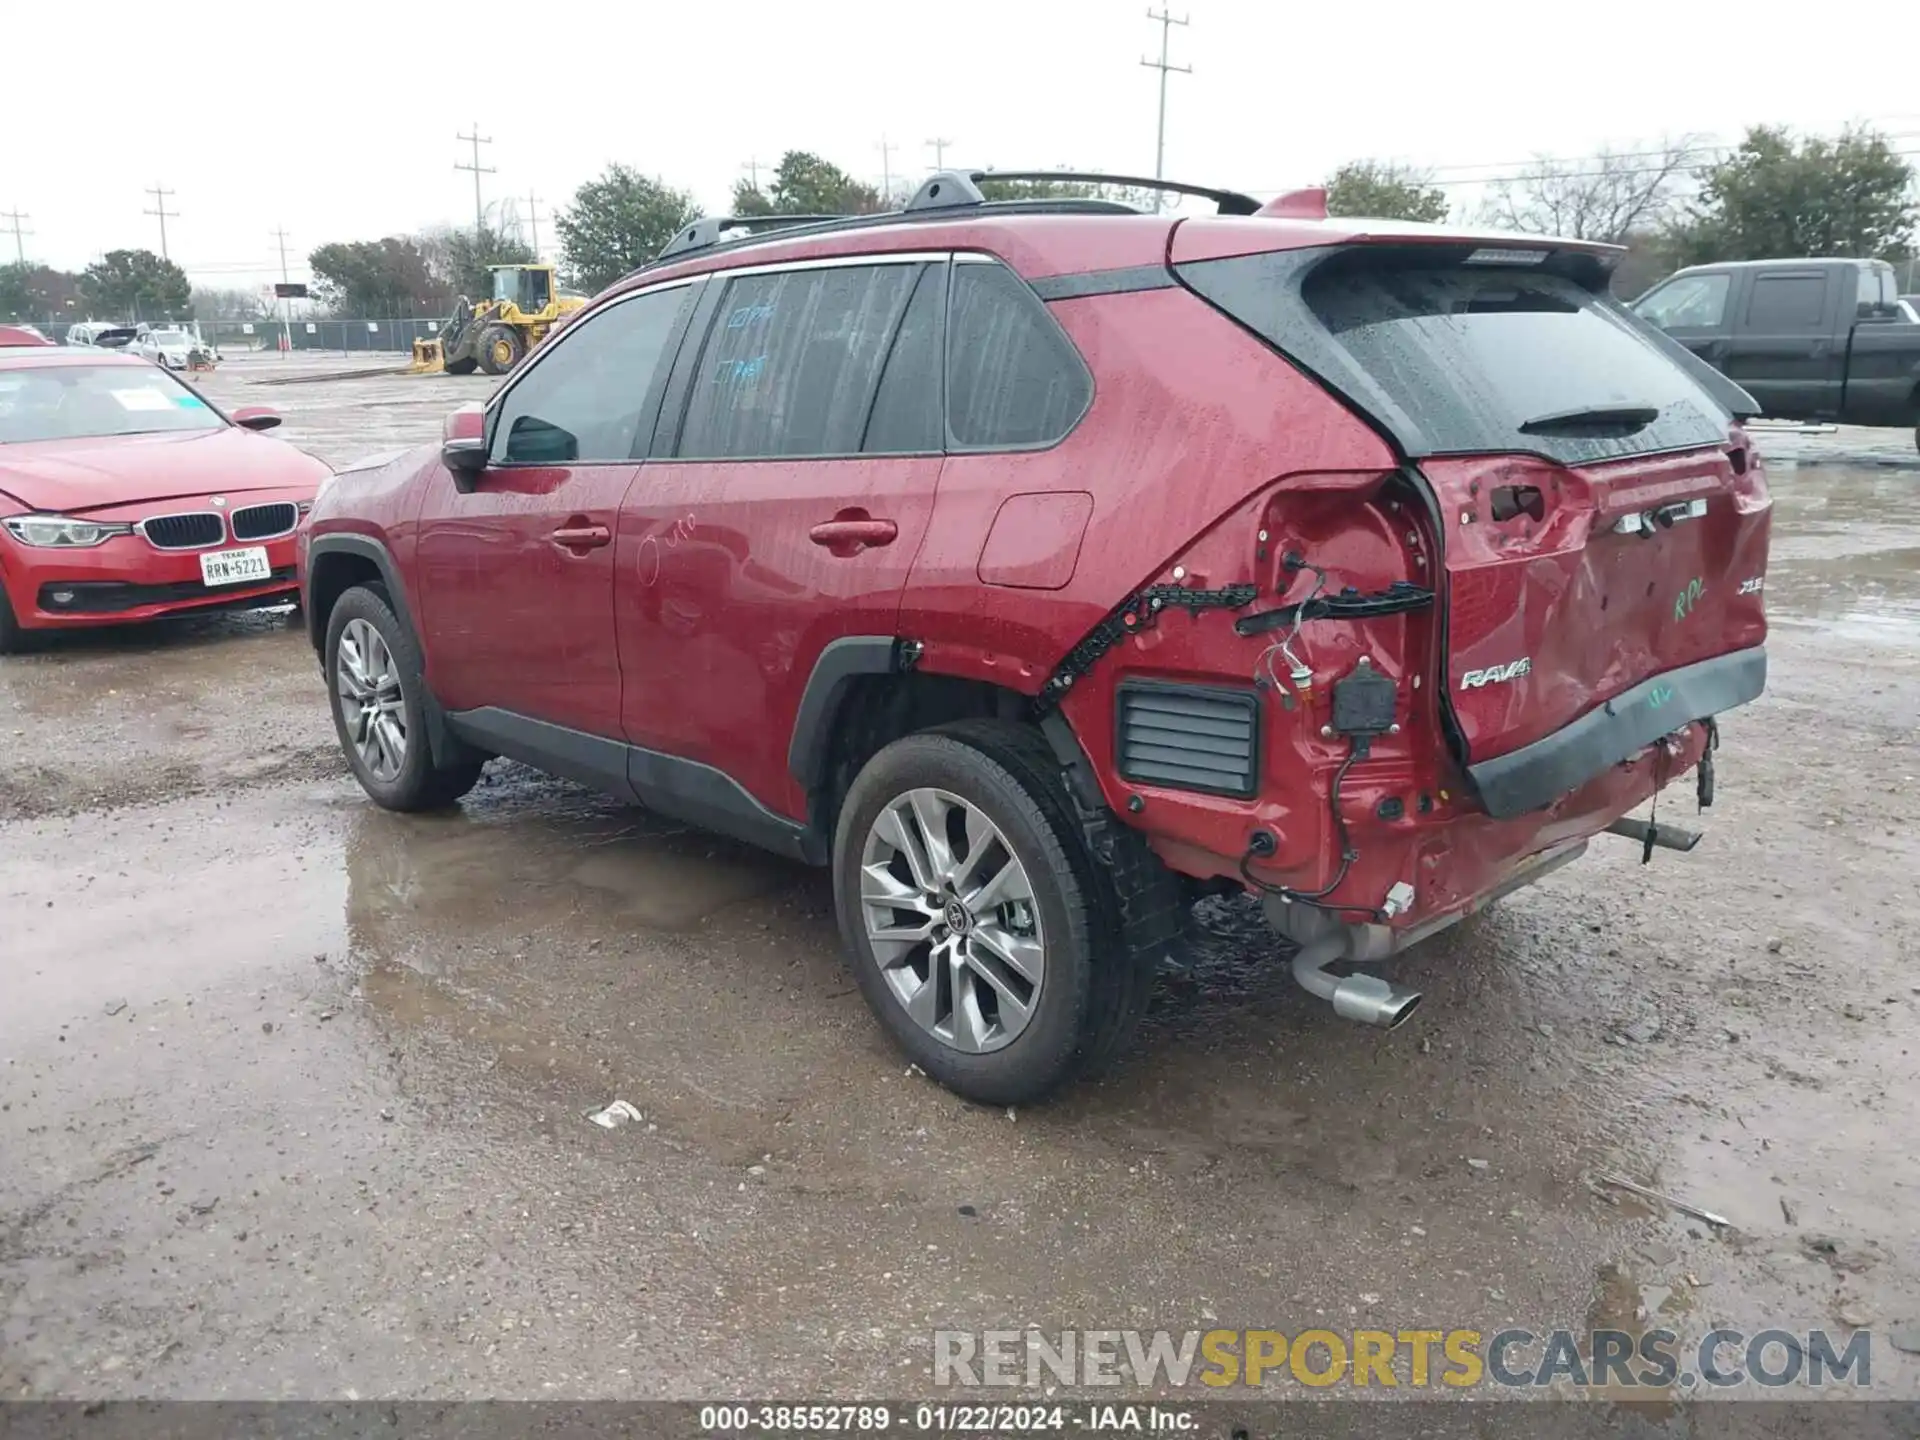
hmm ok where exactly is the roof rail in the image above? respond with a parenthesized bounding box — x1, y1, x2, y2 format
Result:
(967, 171, 1262, 216)
(656, 213, 849, 262)
(633, 168, 1262, 277)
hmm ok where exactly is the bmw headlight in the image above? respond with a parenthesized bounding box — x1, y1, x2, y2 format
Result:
(2, 515, 135, 548)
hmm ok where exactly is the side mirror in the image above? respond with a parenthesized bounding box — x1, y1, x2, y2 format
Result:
(442, 436, 489, 491)
(231, 405, 282, 431)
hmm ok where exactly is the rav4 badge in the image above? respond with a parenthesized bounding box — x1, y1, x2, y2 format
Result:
(1460, 658, 1532, 689)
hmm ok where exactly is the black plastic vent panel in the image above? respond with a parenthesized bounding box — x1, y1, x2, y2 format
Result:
(1115, 682, 1259, 798)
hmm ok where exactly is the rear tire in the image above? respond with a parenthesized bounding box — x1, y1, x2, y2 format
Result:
(323, 584, 482, 811)
(832, 720, 1139, 1105)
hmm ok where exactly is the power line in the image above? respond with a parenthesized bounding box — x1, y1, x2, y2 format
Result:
(143, 184, 177, 260)
(1250, 139, 1920, 196)
(455, 126, 494, 236)
(1420, 124, 1920, 177)
(1140, 8, 1191, 212)
(2, 208, 28, 265)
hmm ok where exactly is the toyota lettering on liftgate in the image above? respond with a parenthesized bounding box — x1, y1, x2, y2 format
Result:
(301, 170, 1771, 1105)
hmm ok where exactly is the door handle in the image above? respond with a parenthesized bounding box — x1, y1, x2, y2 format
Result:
(809, 517, 898, 555)
(551, 523, 612, 550)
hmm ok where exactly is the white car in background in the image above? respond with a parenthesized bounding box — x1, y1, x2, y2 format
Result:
(129, 328, 200, 369)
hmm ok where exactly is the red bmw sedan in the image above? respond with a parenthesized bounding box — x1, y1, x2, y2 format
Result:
(0, 347, 329, 650)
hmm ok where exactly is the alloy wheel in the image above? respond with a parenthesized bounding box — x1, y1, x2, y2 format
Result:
(859, 787, 1045, 1054)
(336, 618, 408, 781)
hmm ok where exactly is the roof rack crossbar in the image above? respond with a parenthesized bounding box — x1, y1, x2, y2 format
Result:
(968, 171, 1262, 216)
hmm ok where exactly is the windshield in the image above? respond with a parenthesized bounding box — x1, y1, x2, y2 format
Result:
(0, 364, 224, 444)
(151, 330, 191, 345)
(1179, 246, 1735, 465)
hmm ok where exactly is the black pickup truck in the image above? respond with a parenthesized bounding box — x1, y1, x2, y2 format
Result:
(1632, 257, 1920, 447)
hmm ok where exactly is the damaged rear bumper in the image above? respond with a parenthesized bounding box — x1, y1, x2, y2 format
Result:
(1468, 646, 1767, 820)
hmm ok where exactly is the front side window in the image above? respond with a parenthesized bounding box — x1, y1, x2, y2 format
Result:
(1636, 273, 1730, 330)
(676, 262, 921, 460)
(489, 284, 690, 465)
(0, 364, 223, 445)
(945, 260, 1092, 449)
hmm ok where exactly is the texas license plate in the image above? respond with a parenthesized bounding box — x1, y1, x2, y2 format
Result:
(199, 546, 272, 587)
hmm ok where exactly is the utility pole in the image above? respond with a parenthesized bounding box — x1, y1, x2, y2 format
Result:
(2, 208, 28, 266)
(271, 225, 294, 356)
(742, 157, 764, 191)
(877, 136, 895, 206)
(925, 137, 953, 171)
(524, 190, 544, 259)
(455, 126, 494, 236)
(1140, 9, 1191, 211)
(143, 184, 178, 258)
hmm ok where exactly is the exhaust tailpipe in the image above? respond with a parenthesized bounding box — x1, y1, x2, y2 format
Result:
(1288, 932, 1424, 1031)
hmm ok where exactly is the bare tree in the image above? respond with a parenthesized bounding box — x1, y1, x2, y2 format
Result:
(1481, 138, 1703, 242)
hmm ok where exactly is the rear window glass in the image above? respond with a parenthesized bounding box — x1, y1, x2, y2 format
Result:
(676, 263, 919, 460)
(1179, 248, 1733, 465)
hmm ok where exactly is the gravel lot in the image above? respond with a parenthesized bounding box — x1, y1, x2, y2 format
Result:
(2, 353, 1917, 1402)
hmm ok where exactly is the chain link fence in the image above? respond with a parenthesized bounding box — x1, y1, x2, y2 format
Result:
(11, 317, 450, 355)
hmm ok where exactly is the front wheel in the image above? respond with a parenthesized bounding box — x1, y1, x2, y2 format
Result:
(832, 722, 1134, 1105)
(476, 323, 525, 376)
(324, 585, 482, 811)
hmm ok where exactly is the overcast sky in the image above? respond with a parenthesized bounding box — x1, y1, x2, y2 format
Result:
(6, 0, 1917, 293)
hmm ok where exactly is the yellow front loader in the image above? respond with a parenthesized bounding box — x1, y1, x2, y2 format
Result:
(417, 263, 587, 376)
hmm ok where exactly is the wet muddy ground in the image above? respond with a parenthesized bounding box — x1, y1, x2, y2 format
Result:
(2, 366, 1917, 1401)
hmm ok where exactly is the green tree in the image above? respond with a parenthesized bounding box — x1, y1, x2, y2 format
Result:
(555, 164, 701, 293)
(1323, 161, 1448, 223)
(79, 249, 190, 321)
(734, 151, 884, 216)
(730, 177, 775, 216)
(975, 175, 1160, 209)
(308, 236, 443, 316)
(1664, 125, 1916, 265)
(2, 263, 83, 322)
(426, 225, 537, 305)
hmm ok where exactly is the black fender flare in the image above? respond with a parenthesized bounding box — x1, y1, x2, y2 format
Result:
(305, 533, 474, 768)
(786, 635, 904, 792)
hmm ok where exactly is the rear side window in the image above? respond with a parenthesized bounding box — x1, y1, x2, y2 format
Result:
(946, 260, 1091, 449)
(1635, 273, 1730, 329)
(676, 263, 920, 459)
(1179, 247, 1733, 466)
(861, 263, 944, 454)
(1744, 273, 1827, 331)
(491, 284, 690, 464)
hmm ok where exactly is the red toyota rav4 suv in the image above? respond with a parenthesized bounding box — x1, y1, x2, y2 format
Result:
(301, 173, 1770, 1104)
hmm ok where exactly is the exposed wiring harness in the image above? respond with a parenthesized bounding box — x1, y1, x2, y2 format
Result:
(1253, 555, 1326, 710)
(1237, 737, 1390, 922)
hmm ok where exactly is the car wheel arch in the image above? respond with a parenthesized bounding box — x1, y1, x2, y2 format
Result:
(306, 533, 477, 771)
